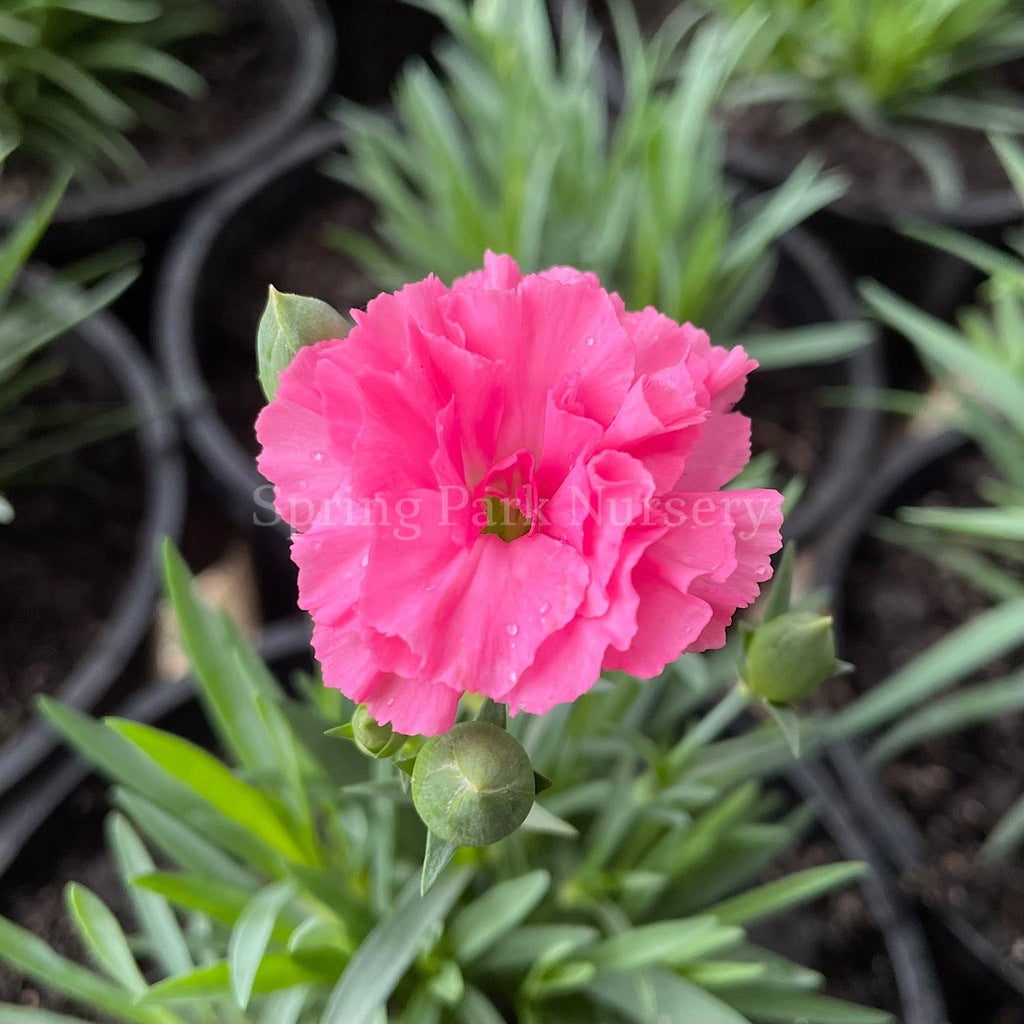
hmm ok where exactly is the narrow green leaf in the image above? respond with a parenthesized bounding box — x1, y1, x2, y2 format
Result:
(474, 924, 599, 973)
(106, 718, 308, 864)
(229, 881, 296, 1008)
(833, 598, 1024, 737)
(588, 967, 751, 1024)
(65, 883, 147, 995)
(133, 873, 289, 943)
(586, 917, 743, 972)
(144, 956, 330, 1004)
(519, 801, 579, 837)
(320, 868, 472, 1024)
(450, 870, 550, 962)
(708, 863, 867, 926)
(421, 830, 459, 896)
(0, 918, 165, 1024)
(719, 984, 892, 1023)
(105, 814, 192, 979)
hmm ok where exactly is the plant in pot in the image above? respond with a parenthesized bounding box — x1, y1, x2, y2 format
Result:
(0, 533, 912, 1024)
(0, 175, 185, 803)
(815, 138, 1024, 1015)
(156, 0, 880, 551)
(701, 0, 1024, 313)
(0, 0, 334, 253)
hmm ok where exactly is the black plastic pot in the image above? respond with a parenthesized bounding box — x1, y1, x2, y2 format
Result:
(154, 121, 882, 551)
(0, 617, 310, 881)
(0, 274, 186, 805)
(726, 138, 1022, 323)
(1, 0, 334, 258)
(815, 429, 1024, 1013)
(787, 759, 949, 1024)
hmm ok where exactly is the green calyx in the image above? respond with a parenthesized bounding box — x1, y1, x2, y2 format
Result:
(741, 611, 843, 705)
(351, 705, 409, 759)
(411, 721, 535, 847)
(256, 287, 349, 401)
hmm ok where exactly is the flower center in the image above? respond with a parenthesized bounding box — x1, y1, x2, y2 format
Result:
(481, 495, 532, 542)
(477, 448, 538, 544)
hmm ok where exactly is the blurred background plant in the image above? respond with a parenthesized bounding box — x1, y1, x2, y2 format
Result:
(859, 136, 1023, 603)
(850, 136, 1024, 860)
(704, 0, 1024, 202)
(0, 174, 138, 523)
(0, 545, 896, 1024)
(0, 0, 217, 184)
(329, 0, 870, 369)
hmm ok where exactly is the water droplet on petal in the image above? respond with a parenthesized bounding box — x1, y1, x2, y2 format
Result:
(385, 697, 395, 707)
(508, 670, 518, 684)
(505, 623, 518, 636)
(360, 553, 369, 568)
(586, 336, 595, 347)
(310, 450, 324, 464)
(539, 602, 550, 615)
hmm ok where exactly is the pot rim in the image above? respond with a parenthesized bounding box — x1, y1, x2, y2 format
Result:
(0, 0, 335, 230)
(0, 269, 187, 802)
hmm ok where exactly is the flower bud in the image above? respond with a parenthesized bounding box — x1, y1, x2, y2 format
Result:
(741, 611, 839, 705)
(411, 721, 535, 847)
(352, 705, 408, 759)
(257, 287, 349, 400)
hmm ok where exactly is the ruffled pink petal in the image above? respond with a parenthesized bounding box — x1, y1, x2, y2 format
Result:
(685, 488, 784, 650)
(447, 275, 634, 455)
(675, 412, 752, 491)
(311, 619, 380, 704)
(452, 250, 523, 291)
(291, 491, 371, 625)
(364, 673, 461, 735)
(255, 340, 346, 530)
(602, 568, 713, 678)
(360, 489, 589, 698)
(704, 345, 758, 412)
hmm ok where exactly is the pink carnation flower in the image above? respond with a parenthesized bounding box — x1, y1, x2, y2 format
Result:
(256, 253, 783, 735)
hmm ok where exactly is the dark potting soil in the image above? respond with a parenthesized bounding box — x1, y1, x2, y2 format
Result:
(0, 0, 284, 210)
(0, 359, 144, 745)
(749, 834, 902, 1015)
(743, 363, 841, 486)
(835, 449, 1024, 1001)
(725, 65, 1021, 211)
(0, 780, 124, 1020)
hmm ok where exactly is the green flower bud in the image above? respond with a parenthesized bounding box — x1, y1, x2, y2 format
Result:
(411, 721, 535, 847)
(257, 287, 349, 401)
(352, 705, 408, 759)
(742, 611, 839, 705)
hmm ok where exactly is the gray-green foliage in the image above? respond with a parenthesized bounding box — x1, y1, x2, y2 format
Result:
(706, 0, 1024, 202)
(0, 543, 894, 1024)
(860, 135, 1023, 600)
(857, 136, 1024, 857)
(0, 176, 138, 520)
(331, 0, 869, 366)
(0, 0, 216, 182)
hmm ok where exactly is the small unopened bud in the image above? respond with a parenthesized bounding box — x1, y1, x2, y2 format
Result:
(411, 721, 535, 847)
(257, 287, 349, 400)
(352, 705, 408, 759)
(742, 611, 839, 705)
